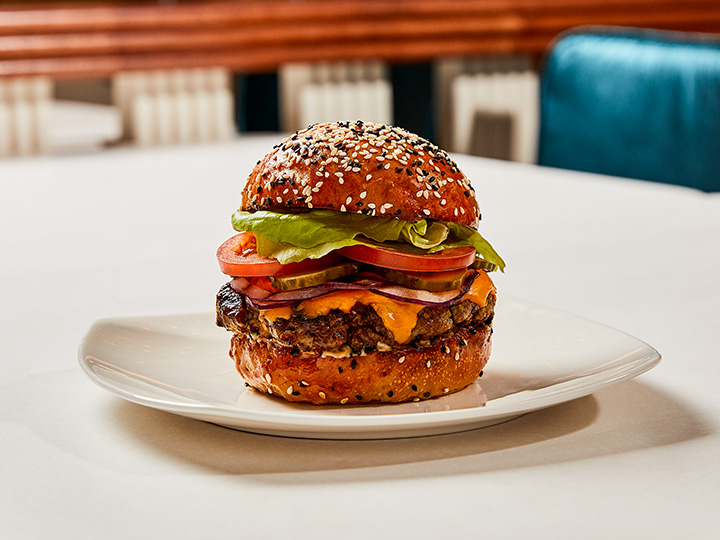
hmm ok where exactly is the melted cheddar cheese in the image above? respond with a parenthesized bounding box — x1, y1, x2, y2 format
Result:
(259, 271, 496, 344)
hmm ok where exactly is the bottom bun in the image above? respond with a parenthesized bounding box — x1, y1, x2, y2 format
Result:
(229, 325, 492, 405)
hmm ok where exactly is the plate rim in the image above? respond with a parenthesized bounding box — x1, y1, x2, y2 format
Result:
(77, 297, 661, 436)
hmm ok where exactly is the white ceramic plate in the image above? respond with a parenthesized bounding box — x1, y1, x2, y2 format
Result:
(79, 297, 660, 439)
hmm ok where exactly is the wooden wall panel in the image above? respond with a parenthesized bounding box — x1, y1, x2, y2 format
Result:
(1, 0, 720, 78)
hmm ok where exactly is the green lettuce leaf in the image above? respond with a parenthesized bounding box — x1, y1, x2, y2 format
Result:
(231, 208, 505, 271)
(232, 209, 448, 250)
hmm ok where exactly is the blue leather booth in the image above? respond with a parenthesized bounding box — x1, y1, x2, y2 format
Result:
(538, 27, 720, 192)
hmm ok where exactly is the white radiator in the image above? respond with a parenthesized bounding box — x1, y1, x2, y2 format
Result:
(279, 61, 393, 133)
(436, 57, 539, 163)
(112, 68, 235, 146)
(0, 77, 52, 157)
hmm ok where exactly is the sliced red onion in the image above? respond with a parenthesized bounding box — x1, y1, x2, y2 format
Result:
(240, 271, 479, 310)
(368, 271, 477, 307)
(230, 277, 250, 293)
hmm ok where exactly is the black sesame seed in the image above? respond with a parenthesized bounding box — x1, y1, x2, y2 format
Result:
(464, 190, 470, 197)
(387, 391, 394, 397)
(290, 348, 300, 355)
(469, 327, 477, 335)
(256, 186, 263, 194)
(350, 359, 357, 369)
(299, 381, 308, 387)
(423, 392, 430, 398)
(395, 167, 404, 173)
(406, 168, 413, 176)
(411, 384, 418, 392)
(291, 391, 301, 396)
(356, 395, 363, 400)
(338, 367, 343, 373)
(479, 370, 484, 377)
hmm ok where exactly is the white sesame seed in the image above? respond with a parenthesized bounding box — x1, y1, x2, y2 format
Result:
(346, 196, 353, 205)
(360, 191, 367, 199)
(368, 203, 376, 209)
(399, 356, 406, 363)
(426, 360, 431, 368)
(423, 209, 431, 216)
(441, 199, 447, 205)
(319, 391, 326, 400)
(315, 171, 323, 177)
(454, 352, 460, 361)
(324, 171, 329, 178)
(416, 190, 423, 198)
(340, 204, 346, 212)
(460, 207, 465, 214)
(316, 181, 323, 187)
(287, 386, 293, 394)
(384, 163, 390, 169)
(366, 174, 372, 181)
(340, 397, 349, 404)
(268, 388, 273, 395)
(276, 196, 282, 203)
(265, 374, 272, 383)
(339, 178, 344, 184)
(444, 388, 450, 393)
(413, 397, 420, 402)
(335, 172, 343, 177)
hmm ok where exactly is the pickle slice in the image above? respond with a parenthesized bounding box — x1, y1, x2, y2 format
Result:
(270, 263, 359, 291)
(470, 258, 497, 272)
(377, 267, 467, 292)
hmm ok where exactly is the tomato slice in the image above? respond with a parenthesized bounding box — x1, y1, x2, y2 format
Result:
(217, 232, 345, 277)
(338, 243, 475, 272)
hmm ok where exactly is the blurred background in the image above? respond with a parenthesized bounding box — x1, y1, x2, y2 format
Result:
(1, 0, 719, 189)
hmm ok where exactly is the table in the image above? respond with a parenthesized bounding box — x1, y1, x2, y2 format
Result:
(2, 135, 718, 539)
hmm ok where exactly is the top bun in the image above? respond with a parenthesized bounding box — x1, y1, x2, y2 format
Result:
(241, 121, 481, 227)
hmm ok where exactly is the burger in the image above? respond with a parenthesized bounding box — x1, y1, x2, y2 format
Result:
(215, 121, 505, 405)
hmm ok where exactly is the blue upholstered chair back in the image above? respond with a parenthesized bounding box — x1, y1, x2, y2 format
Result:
(538, 27, 720, 192)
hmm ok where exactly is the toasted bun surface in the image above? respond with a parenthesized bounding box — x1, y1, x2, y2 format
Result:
(241, 121, 481, 227)
(230, 324, 491, 405)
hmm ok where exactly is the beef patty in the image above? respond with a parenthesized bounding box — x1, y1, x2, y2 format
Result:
(216, 283, 495, 355)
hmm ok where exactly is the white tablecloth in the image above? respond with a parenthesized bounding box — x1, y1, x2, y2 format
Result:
(2, 136, 718, 539)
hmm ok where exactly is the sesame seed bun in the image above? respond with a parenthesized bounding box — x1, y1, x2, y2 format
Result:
(241, 121, 481, 227)
(230, 323, 491, 405)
